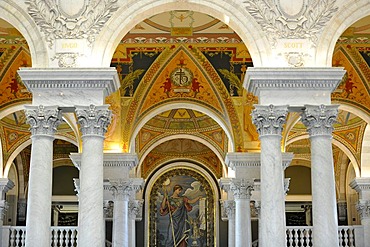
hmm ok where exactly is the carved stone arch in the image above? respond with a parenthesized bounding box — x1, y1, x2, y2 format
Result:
(316, 0, 370, 66)
(137, 134, 227, 179)
(93, 0, 268, 67)
(143, 161, 220, 247)
(0, 1, 48, 67)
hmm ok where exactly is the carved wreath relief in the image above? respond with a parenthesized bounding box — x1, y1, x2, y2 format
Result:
(244, 0, 339, 47)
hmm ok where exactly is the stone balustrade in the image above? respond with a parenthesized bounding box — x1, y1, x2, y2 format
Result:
(0, 225, 365, 247)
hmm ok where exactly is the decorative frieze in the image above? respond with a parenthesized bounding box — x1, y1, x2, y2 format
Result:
(301, 105, 338, 137)
(75, 105, 112, 137)
(24, 105, 62, 136)
(252, 104, 288, 137)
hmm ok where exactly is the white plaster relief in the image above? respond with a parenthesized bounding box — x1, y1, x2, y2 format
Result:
(243, 0, 339, 47)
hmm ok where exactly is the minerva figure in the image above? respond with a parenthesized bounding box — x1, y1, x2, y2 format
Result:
(160, 184, 201, 247)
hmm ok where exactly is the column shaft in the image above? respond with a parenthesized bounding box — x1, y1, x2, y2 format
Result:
(78, 136, 105, 247)
(302, 105, 339, 247)
(112, 199, 129, 247)
(76, 105, 112, 247)
(235, 198, 252, 247)
(252, 105, 288, 247)
(311, 136, 338, 246)
(24, 105, 61, 247)
(260, 135, 286, 247)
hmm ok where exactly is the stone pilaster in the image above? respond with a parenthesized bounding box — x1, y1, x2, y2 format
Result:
(74, 104, 111, 247)
(128, 199, 144, 247)
(109, 179, 143, 247)
(220, 200, 235, 247)
(251, 104, 288, 247)
(301, 104, 339, 247)
(350, 178, 370, 247)
(24, 105, 62, 247)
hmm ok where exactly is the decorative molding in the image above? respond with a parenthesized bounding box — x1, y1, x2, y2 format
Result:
(0, 178, 15, 197)
(301, 104, 338, 137)
(26, 0, 119, 47)
(243, 0, 338, 47)
(252, 104, 288, 137)
(51, 53, 80, 68)
(225, 152, 261, 168)
(103, 200, 114, 219)
(24, 105, 62, 136)
(356, 200, 370, 220)
(0, 200, 8, 218)
(18, 68, 120, 97)
(251, 201, 260, 217)
(75, 105, 112, 137)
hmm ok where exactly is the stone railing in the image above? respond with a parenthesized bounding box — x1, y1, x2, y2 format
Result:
(286, 225, 364, 247)
(2, 226, 78, 247)
(0, 225, 365, 247)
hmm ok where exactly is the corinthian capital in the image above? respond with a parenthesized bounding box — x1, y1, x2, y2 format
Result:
(75, 105, 112, 137)
(301, 105, 338, 137)
(129, 199, 144, 221)
(221, 200, 235, 220)
(25, 105, 62, 136)
(356, 200, 370, 220)
(251, 105, 288, 137)
(230, 179, 254, 200)
(109, 178, 143, 201)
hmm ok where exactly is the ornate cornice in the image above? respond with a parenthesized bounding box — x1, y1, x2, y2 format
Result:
(225, 152, 261, 169)
(243, 0, 338, 47)
(103, 153, 138, 168)
(301, 104, 338, 137)
(244, 67, 346, 96)
(18, 68, 120, 97)
(349, 178, 370, 196)
(252, 104, 288, 137)
(356, 200, 370, 220)
(24, 105, 62, 137)
(76, 105, 112, 137)
(26, 0, 118, 47)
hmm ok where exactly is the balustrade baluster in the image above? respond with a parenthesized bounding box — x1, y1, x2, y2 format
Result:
(71, 229, 76, 247)
(21, 229, 26, 246)
(344, 229, 349, 247)
(9, 228, 15, 247)
(15, 228, 21, 246)
(288, 229, 294, 246)
(65, 229, 71, 246)
(294, 229, 299, 246)
(58, 229, 62, 246)
(349, 227, 354, 247)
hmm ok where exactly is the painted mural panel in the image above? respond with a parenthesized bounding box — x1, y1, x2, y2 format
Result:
(149, 168, 215, 247)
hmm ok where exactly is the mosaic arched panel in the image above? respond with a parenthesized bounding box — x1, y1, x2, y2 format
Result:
(149, 168, 215, 246)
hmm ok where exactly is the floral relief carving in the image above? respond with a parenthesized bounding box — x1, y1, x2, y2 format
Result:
(24, 105, 62, 136)
(243, 0, 339, 47)
(26, 0, 119, 47)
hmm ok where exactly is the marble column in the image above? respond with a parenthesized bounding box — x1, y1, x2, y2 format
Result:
(109, 179, 143, 247)
(110, 180, 130, 247)
(0, 178, 14, 223)
(128, 199, 143, 247)
(230, 179, 253, 247)
(75, 105, 112, 247)
(301, 104, 339, 247)
(251, 104, 288, 247)
(350, 178, 370, 247)
(24, 105, 62, 247)
(221, 200, 235, 247)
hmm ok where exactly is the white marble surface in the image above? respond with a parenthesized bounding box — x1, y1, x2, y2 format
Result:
(310, 136, 339, 247)
(78, 136, 105, 247)
(113, 199, 129, 247)
(259, 135, 286, 247)
(235, 198, 252, 247)
(25, 136, 54, 247)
